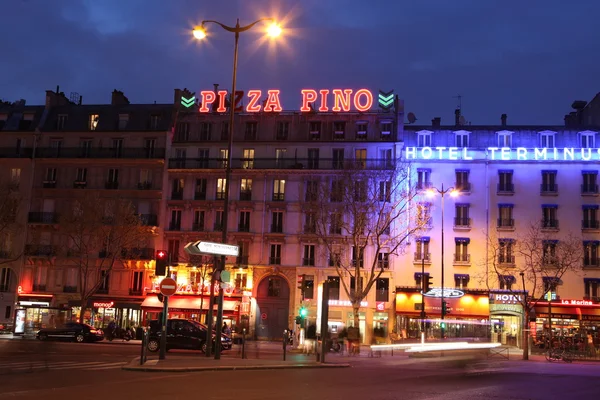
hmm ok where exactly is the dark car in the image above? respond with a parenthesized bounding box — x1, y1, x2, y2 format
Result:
(147, 319, 232, 353)
(36, 322, 104, 343)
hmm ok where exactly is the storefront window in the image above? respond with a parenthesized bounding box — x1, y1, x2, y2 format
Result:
(373, 312, 388, 340)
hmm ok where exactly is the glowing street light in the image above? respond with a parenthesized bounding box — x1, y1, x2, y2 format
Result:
(266, 22, 282, 37)
(427, 184, 458, 339)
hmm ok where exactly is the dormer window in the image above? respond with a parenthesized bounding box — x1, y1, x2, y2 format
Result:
(417, 130, 432, 147)
(89, 114, 99, 131)
(454, 130, 470, 148)
(580, 131, 596, 149)
(334, 122, 345, 138)
(497, 130, 513, 148)
(356, 122, 367, 140)
(539, 130, 556, 148)
(381, 122, 392, 135)
(118, 114, 129, 130)
(150, 115, 160, 130)
(56, 114, 68, 130)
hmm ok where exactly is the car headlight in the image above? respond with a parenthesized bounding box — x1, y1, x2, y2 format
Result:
(90, 330, 97, 334)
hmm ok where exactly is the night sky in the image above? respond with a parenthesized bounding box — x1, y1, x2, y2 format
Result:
(2, 0, 599, 125)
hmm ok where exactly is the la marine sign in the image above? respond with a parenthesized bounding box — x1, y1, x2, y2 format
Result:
(197, 88, 376, 113)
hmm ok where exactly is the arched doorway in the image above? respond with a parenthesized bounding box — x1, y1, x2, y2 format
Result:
(255, 275, 289, 340)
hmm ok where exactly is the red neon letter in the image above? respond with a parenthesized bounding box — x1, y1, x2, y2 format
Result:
(318, 89, 329, 112)
(353, 89, 373, 112)
(199, 91, 216, 113)
(263, 90, 282, 112)
(332, 89, 353, 112)
(216, 90, 228, 113)
(246, 90, 262, 112)
(300, 89, 317, 112)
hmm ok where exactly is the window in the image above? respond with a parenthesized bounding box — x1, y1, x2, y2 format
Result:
(417, 131, 431, 147)
(543, 240, 558, 266)
(331, 179, 343, 202)
(356, 123, 367, 139)
(498, 204, 514, 228)
(354, 180, 367, 202)
(454, 204, 470, 227)
(580, 131, 596, 149)
(239, 211, 250, 232)
(276, 122, 289, 140)
(168, 239, 180, 262)
(98, 271, 110, 294)
(172, 178, 184, 199)
(381, 122, 392, 137)
(221, 122, 229, 141)
(131, 271, 144, 294)
(414, 237, 430, 261)
(303, 275, 314, 299)
(170, 209, 182, 230)
(333, 122, 345, 139)
(378, 181, 391, 202)
(271, 211, 283, 233)
(80, 139, 92, 157)
(498, 275, 515, 290)
(352, 246, 364, 268)
(583, 241, 599, 267)
(304, 212, 316, 233)
(455, 170, 470, 192)
(242, 149, 254, 169)
(44, 168, 57, 186)
(193, 210, 205, 231)
(582, 205, 599, 229)
(498, 170, 514, 193)
(0, 268, 12, 292)
(541, 170, 558, 193)
(455, 131, 469, 148)
(332, 149, 344, 169)
(305, 180, 318, 201)
(416, 202, 431, 226)
(89, 114, 99, 130)
(355, 149, 366, 169)
(582, 171, 598, 194)
(303, 245, 315, 266)
(149, 115, 160, 130)
(216, 178, 227, 200)
(275, 148, 287, 168)
(75, 168, 87, 184)
(542, 205, 559, 229)
(56, 114, 68, 130)
(273, 179, 285, 201)
(195, 178, 207, 200)
(376, 278, 389, 301)
(50, 139, 62, 157)
(327, 276, 340, 300)
(235, 271, 248, 289)
(497, 131, 512, 147)
(350, 276, 363, 297)
(175, 122, 189, 141)
(10, 168, 20, 186)
(106, 169, 119, 189)
(454, 274, 469, 289)
(309, 121, 321, 136)
(539, 131, 555, 148)
(197, 122, 211, 141)
(584, 278, 600, 301)
(144, 139, 156, 158)
(377, 252, 389, 269)
(329, 248, 341, 267)
(380, 149, 393, 169)
(454, 238, 470, 263)
(112, 138, 123, 158)
(543, 277, 560, 299)
(118, 114, 129, 130)
(330, 213, 342, 234)
(245, 122, 258, 140)
(219, 149, 228, 169)
(498, 239, 515, 264)
(269, 244, 281, 265)
(214, 210, 224, 231)
(240, 178, 252, 201)
(417, 168, 431, 190)
(196, 149, 209, 168)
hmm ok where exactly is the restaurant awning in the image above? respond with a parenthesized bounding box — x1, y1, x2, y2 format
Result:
(141, 296, 239, 313)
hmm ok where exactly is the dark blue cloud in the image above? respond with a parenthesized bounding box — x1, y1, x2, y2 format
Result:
(1, 0, 598, 124)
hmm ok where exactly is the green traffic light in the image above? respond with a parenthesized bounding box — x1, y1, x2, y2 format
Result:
(300, 307, 308, 317)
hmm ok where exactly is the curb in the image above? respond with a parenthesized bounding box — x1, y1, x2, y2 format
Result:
(122, 363, 351, 373)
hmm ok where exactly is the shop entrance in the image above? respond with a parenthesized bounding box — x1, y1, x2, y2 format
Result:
(255, 275, 289, 340)
(491, 314, 521, 347)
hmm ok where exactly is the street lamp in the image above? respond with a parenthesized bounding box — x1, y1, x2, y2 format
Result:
(193, 18, 281, 360)
(427, 184, 458, 339)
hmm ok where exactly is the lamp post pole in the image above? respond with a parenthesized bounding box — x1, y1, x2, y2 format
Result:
(194, 18, 279, 360)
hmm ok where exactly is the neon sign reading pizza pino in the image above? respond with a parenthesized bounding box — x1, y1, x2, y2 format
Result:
(197, 88, 375, 113)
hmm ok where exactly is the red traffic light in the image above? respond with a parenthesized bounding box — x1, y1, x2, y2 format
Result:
(156, 250, 167, 259)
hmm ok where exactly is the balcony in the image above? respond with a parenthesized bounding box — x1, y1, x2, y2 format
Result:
(416, 182, 432, 191)
(137, 182, 153, 190)
(497, 183, 514, 194)
(584, 258, 600, 268)
(497, 218, 514, 229)
(541, 183, 558, 195)
(269, 257, 281, 265)
(0, 147, 34, 158)
(35, 147, 166, 159)
(192, 222, 205, 231)
(25, 245, 56, 256)
(453, 254, 471, 264)
(194, 191, 206, 200)
(454, 217, 471, 228)
(377, 260, 389, 269)
(169, 222, 181, 231)
(302, 258, 315, 266)
(542, 219, 559, 230)
(139, 214, 158, 226)
(105, 181, 119, 190)
(129, 288, 144, 296)
(73, 181, 87, 189)
(455, 182, 471, 192)
(239, 191, 252, 201)
(63, 286, 77, 293)
(270, 225, 283, 233)
(216, 192, 226, 200)
(582, 220, 600, 229)
(236, 256, 249, 266)
(272, 193, 285, 202)
(28, 212, 59, 224)
(413, 253, 431, 263)
(582, 184, 599, 195)
(167, 157, 398, 170)
(32, 284, 47, 292)
(42, 180, 56, 188)
(498, 255, 515, 265)
(238, 224, 250, 232)
(171, 191, 183, 200)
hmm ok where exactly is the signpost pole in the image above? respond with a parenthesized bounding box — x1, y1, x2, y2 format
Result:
(205, 256, 217, 357)
(214, 257, 225, 360)
(159, 295, 168, 360)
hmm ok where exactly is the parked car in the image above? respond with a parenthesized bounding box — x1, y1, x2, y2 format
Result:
(147, 319, 232, 353)
(36, 322, 104, 343)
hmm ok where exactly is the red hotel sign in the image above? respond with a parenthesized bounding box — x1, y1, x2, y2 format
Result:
(198, 88, 374, 113)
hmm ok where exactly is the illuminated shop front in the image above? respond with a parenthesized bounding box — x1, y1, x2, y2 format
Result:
(489, 291, 525, 347)
(395, 288, 490, 340)
(533, 298, 600, 341)
(68, 299, 143, 329)
(15, 291, 70, 335)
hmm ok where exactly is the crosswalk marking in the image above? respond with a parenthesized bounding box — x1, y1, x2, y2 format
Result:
(1, 361, 127, 371)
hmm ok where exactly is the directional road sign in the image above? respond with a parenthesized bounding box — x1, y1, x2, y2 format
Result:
(184, 241, 239, 257)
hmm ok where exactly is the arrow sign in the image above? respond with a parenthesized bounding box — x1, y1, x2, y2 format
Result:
(184, 242, 202, 255)
(181, 95, 196, 108)
(185, 241, 239, 256)
(378, 90, 394, 109)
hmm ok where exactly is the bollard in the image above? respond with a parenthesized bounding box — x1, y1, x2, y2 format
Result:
(140, 329, 147, 365)
(242, 328, 246, 360)
(283, 329, 287, 361)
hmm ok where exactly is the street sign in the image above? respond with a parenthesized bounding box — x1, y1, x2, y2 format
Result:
(194, 241, 239, 256)
(261, 313, 267, 320)
(159, 277, 177, 297)
(183, 242, 202, 255)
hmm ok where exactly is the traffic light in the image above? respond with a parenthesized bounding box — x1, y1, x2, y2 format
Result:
(155, 250, 168, 276)
(440, 321, 446, 330)
(300, 306, 308, 317)
(423, 275, 434, 293)
(441, 301, 449, 316)
(297, 274, 306, 299)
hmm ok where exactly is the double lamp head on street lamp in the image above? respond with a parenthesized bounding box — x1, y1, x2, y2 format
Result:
(193, 20, 282, 40)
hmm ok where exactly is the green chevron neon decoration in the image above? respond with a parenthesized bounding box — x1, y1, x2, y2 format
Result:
(181, 95, 196, 108)
(378, 90, 394, 110)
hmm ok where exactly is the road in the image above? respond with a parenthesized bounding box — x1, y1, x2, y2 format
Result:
(1, 339, 599, 399)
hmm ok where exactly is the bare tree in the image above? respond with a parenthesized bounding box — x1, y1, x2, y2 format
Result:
(0, 181, 22, 265)
(178, 252, 213, 323)
(481, 222, 583, 360)
(307, 158, 424, 329)
(58, 193, 155, 323)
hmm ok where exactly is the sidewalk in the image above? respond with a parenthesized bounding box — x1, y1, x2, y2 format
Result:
(0, 333, 142, 345)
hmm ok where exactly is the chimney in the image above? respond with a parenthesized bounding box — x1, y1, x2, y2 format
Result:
(45, 89, 70, 107)
(432, 117, 441, 128)
(501, 114, 507, 126)
(78, 95, 83, 105)
(111, 90, 130, 105)
(564, 114, 572, 127)
(454, 109, 461, 126)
